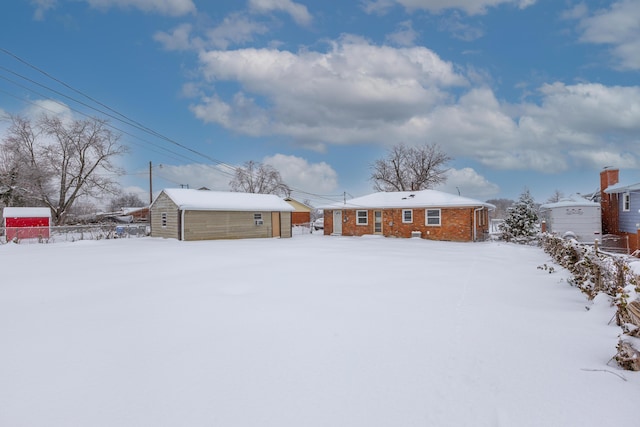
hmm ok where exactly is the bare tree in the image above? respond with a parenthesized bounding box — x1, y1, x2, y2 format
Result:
(370, 142, 452, 192)
(230, 160, 291, 196)
(546, 189, 564, 204)
(485, 198, 514, 219)
(1, 114, 127, 225)
(108, 192, 146, 212)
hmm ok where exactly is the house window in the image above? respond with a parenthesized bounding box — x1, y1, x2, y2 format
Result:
(623, 193, 630, 212)
(254, 213, 264, 225)
(402, 209, 413, 223)
(356, 210, 368, 225)
(426, 209, 441, 226)
(161, 212, 167, 228)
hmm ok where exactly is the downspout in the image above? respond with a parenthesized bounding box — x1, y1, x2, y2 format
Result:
(473, 206, 483, 241)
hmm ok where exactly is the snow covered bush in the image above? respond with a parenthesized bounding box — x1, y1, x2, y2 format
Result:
(500, 189, 539, 243)
(539, 233, 635, 299)
(540, 233, 640, 370)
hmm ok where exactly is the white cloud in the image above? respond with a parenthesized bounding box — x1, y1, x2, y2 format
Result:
(186, 34, 640, 175)
(362, 0, 536, 15)
(263, 154, 339, 195)
(205, 13, 271, 49)
(24, 100, 74, 124)
(30, 0, 57, 20)
(191, 36, 467, 144)
(154, 23, 201, 51)
(569, 150, 637, 170)
(154, 14, 271, 51)
(571, 0, 640, 70)
(248, 0, 313, 26)
(83, 0, 196, 16)
(435, 167, 500, 200)
(438, 11, 485, 41)
(386, 20, 419, 46)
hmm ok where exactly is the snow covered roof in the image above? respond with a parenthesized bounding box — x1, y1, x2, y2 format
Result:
(319, 189, 495, 210)
(540, 196, 600, 209)
(603, 182, 640, 194)
(156, 189, 295, 212)
(2, 207, 51, 218)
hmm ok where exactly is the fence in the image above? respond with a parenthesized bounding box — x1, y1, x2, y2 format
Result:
(0, 224, 149, 244)
(598, 234, 630, 255)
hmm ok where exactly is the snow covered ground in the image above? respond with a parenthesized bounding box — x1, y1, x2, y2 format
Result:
(1, 233, 638, 426)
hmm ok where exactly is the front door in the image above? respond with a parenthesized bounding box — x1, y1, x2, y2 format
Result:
(333, 210, 342, 235)
(374, 210, 383, 234)
(271, 212, 280, 237)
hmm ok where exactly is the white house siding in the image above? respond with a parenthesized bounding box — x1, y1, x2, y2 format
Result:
(540, 200, 602, 243)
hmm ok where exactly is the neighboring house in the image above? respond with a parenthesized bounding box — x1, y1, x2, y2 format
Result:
(2, 207, 51, 241)
(150, 188, 294, 241)
(122, 207, 150, 222)
(283, 197, 312, 225)
(539, 196, 601, 243)
(319, 189, 494, 241)
(600, 168, 640, 253)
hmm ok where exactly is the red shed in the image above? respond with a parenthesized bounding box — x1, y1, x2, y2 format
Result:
(2, 207, 51, 240)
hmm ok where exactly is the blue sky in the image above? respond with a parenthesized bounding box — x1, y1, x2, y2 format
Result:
(1, 0, 639, 207)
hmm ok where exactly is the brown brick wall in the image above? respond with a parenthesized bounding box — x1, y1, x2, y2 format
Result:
(291, 211, 311, 225)
(323, 207, 490, 241)
(600, 169, 620, 234)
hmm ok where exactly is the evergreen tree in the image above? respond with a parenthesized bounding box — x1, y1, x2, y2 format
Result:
(500, 188, 539, 242)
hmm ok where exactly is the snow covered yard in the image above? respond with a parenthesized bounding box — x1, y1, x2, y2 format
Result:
(1, 234, 638, 427)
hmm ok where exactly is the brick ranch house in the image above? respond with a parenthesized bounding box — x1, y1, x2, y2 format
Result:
(319, 189, 494, 241)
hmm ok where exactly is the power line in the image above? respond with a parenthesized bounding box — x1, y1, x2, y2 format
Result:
(0, 47, 349, 203)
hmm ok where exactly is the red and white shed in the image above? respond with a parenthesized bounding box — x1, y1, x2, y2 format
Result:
(2, 207, 51, 240)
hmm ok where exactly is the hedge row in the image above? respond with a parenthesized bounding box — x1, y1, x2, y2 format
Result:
(539, 233, 640, 371)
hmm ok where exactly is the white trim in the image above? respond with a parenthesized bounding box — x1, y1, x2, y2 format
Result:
(356, 210, 368, 225)
(402, 209, 413, 223)
(623, 193, 630, 212)
(181, 210, 185, 241)
(426, 209, 441, 226)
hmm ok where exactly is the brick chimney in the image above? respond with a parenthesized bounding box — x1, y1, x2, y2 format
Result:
(600, 168, 619, 235)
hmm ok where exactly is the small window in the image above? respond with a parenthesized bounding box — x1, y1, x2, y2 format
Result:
(623, 193, 630, 212)
(402, 209, 413, 223)
(254, 213, 264, 225)
(426, 209, 441, 226)
(161, 212, 167, 228)
(356, 210, 368, 225)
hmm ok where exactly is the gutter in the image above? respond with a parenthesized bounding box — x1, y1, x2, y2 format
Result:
(473, 206, 483, 241)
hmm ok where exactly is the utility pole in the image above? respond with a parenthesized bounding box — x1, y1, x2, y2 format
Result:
(149, 161, 153, 205)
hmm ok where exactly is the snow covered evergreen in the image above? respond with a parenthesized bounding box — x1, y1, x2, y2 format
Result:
(500, 188, 539, 242)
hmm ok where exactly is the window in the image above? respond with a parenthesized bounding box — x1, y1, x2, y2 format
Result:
(426, 209, 441, 226)
(402, 209, 413, 223)
(254, 213, 264, 225)
(623, 193, 630, 212)
(356, 210, 368, 225)
(161, 212, 167, 228)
